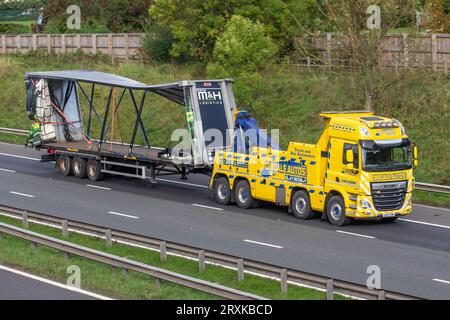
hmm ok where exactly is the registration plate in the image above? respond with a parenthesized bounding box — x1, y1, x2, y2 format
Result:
(382, 213, 396, 218)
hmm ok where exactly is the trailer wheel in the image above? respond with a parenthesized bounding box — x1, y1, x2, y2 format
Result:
(326, 195, 351, 226)
(291, 190, 314, 220)
(86, 159, 103, 182)
(72, 157, 87, 179)
(57, 155, 73, 176)
(235, 180, 256, 209)
(213, 177, 231, 205)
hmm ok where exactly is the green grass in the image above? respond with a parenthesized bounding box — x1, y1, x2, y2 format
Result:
(0, 214, 344, 300)
(413, 190, 450, 208)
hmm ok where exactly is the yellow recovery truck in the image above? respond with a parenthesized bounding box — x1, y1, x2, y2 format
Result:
(211, 111, 419, 226)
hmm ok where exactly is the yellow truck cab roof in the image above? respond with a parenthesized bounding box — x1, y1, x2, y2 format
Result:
(320, 111, 407, 142)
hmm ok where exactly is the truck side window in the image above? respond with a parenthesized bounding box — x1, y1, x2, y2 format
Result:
(343, 144, 359, 168)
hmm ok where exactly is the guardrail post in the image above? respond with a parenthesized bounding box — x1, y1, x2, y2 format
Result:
(22, 212, 29, 228)
(105, 229, 112, 247)
(122, 268, 128, 276)
(62, 220, 68, 238)
(154, 277, 161, 289)
(280, 269, 288, 294)
(64, 252, 69, 260)
(237, 259, 244, 282)
(31, 241, 37, 251)
(198, 250, 205, 274)
(377, 290, 386, 300)
(326, 279, 334, 300)
(160, 241, 167, 262)
(0, 232, 3, 240)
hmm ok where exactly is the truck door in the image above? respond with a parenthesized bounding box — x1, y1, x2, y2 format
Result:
(327, 139, 359, 192)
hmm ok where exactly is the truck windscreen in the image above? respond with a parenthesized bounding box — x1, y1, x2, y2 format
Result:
(362, 146, 412, 172)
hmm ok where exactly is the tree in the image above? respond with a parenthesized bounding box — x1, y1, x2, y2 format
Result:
(209, 15, 277, 75)
(297, 0, 417, 110)
(424, 0, 450, 32)
(43, 0, 151, 33)
(149, 0, 321, 62)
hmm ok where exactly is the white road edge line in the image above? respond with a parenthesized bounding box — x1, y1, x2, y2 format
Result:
(0, 264, 113, 300)
(192, 204, 223, 211)
(414, 204, 450, 212)
(0, 152, 40, 161)
(0, 168, 16, 173)
(107, 211, 139, 219)
(398, 218, 450, 230)
(86, 184, 112, 191)
(336, 230, 376, 239)
(9, 191, 35, 198)
(243, 239, 284, 249)
(433, 278, 450, 285)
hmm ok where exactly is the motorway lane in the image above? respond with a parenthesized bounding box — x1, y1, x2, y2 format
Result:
(1, 142, 450, 299)
(0, 266, 103, 300)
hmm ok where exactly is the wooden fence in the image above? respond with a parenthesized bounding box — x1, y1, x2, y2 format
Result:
(293, 33, 450, 74)
(0, 33, 144, 62)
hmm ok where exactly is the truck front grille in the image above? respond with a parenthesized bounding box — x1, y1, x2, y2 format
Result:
(371, 181, 407, 211)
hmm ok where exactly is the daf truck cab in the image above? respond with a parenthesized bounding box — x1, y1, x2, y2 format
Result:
(211, 111, 419, 226)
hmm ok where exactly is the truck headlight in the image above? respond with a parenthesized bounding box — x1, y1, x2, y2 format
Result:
(360, 200, 371, 209)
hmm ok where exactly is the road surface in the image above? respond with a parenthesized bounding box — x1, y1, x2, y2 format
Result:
(0, 142, 450, 299)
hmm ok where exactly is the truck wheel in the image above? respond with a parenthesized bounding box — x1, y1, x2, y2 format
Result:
(72, 157, 87, 178)
(291, 190, 314, 220)
(57, 155, 73, 176)
(235, 180, 256, 209)
(86, 159, 103, 182)
(326, 195, 351, 226)
(213, 177, 231, 205)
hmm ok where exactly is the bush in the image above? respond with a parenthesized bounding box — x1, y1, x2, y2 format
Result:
(141, 25, 173, 62)
(208, 15, 277, 76)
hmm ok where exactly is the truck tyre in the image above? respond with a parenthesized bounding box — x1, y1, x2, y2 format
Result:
(291, 190, 314, 220)
(86, 159, 103, 182)
(72, 157, 87, 178)
(326, 195, 351, 226)
(57, 155, 73, 176)
(213, 176, 231, 205)
(235, 180, 256, 209)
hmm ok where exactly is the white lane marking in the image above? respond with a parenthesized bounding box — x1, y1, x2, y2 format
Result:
(243, 239, 284, 249)
(192, 203, 223, 211)
(0, 264, 112, 300)
(0, 168, 16, 173)
(336, 230, 376, 239)
(398, 218, 450, 230)
(414, 204, 450, 213)
(9, 191, 35, 198)
(433, 278, 450, 285)
(107, 211, 139, 219)
(156, 178, 209, 189)
(0, 152, 40, 162)
(86, 184, 111, 191)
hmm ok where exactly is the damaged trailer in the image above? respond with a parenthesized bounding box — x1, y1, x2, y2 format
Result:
(24, 70, 237, 183)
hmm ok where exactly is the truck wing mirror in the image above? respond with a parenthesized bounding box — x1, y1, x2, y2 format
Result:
(413, 144, 419, 168)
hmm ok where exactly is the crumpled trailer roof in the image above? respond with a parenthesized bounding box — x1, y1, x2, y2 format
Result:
(25, 70, 186, 105)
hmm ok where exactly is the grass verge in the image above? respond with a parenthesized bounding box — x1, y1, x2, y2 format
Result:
(0, 214, 346, 300)
(413, 190, 450, 208)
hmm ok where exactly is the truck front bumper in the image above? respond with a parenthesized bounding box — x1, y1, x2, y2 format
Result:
(346, 193, 413, 219)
